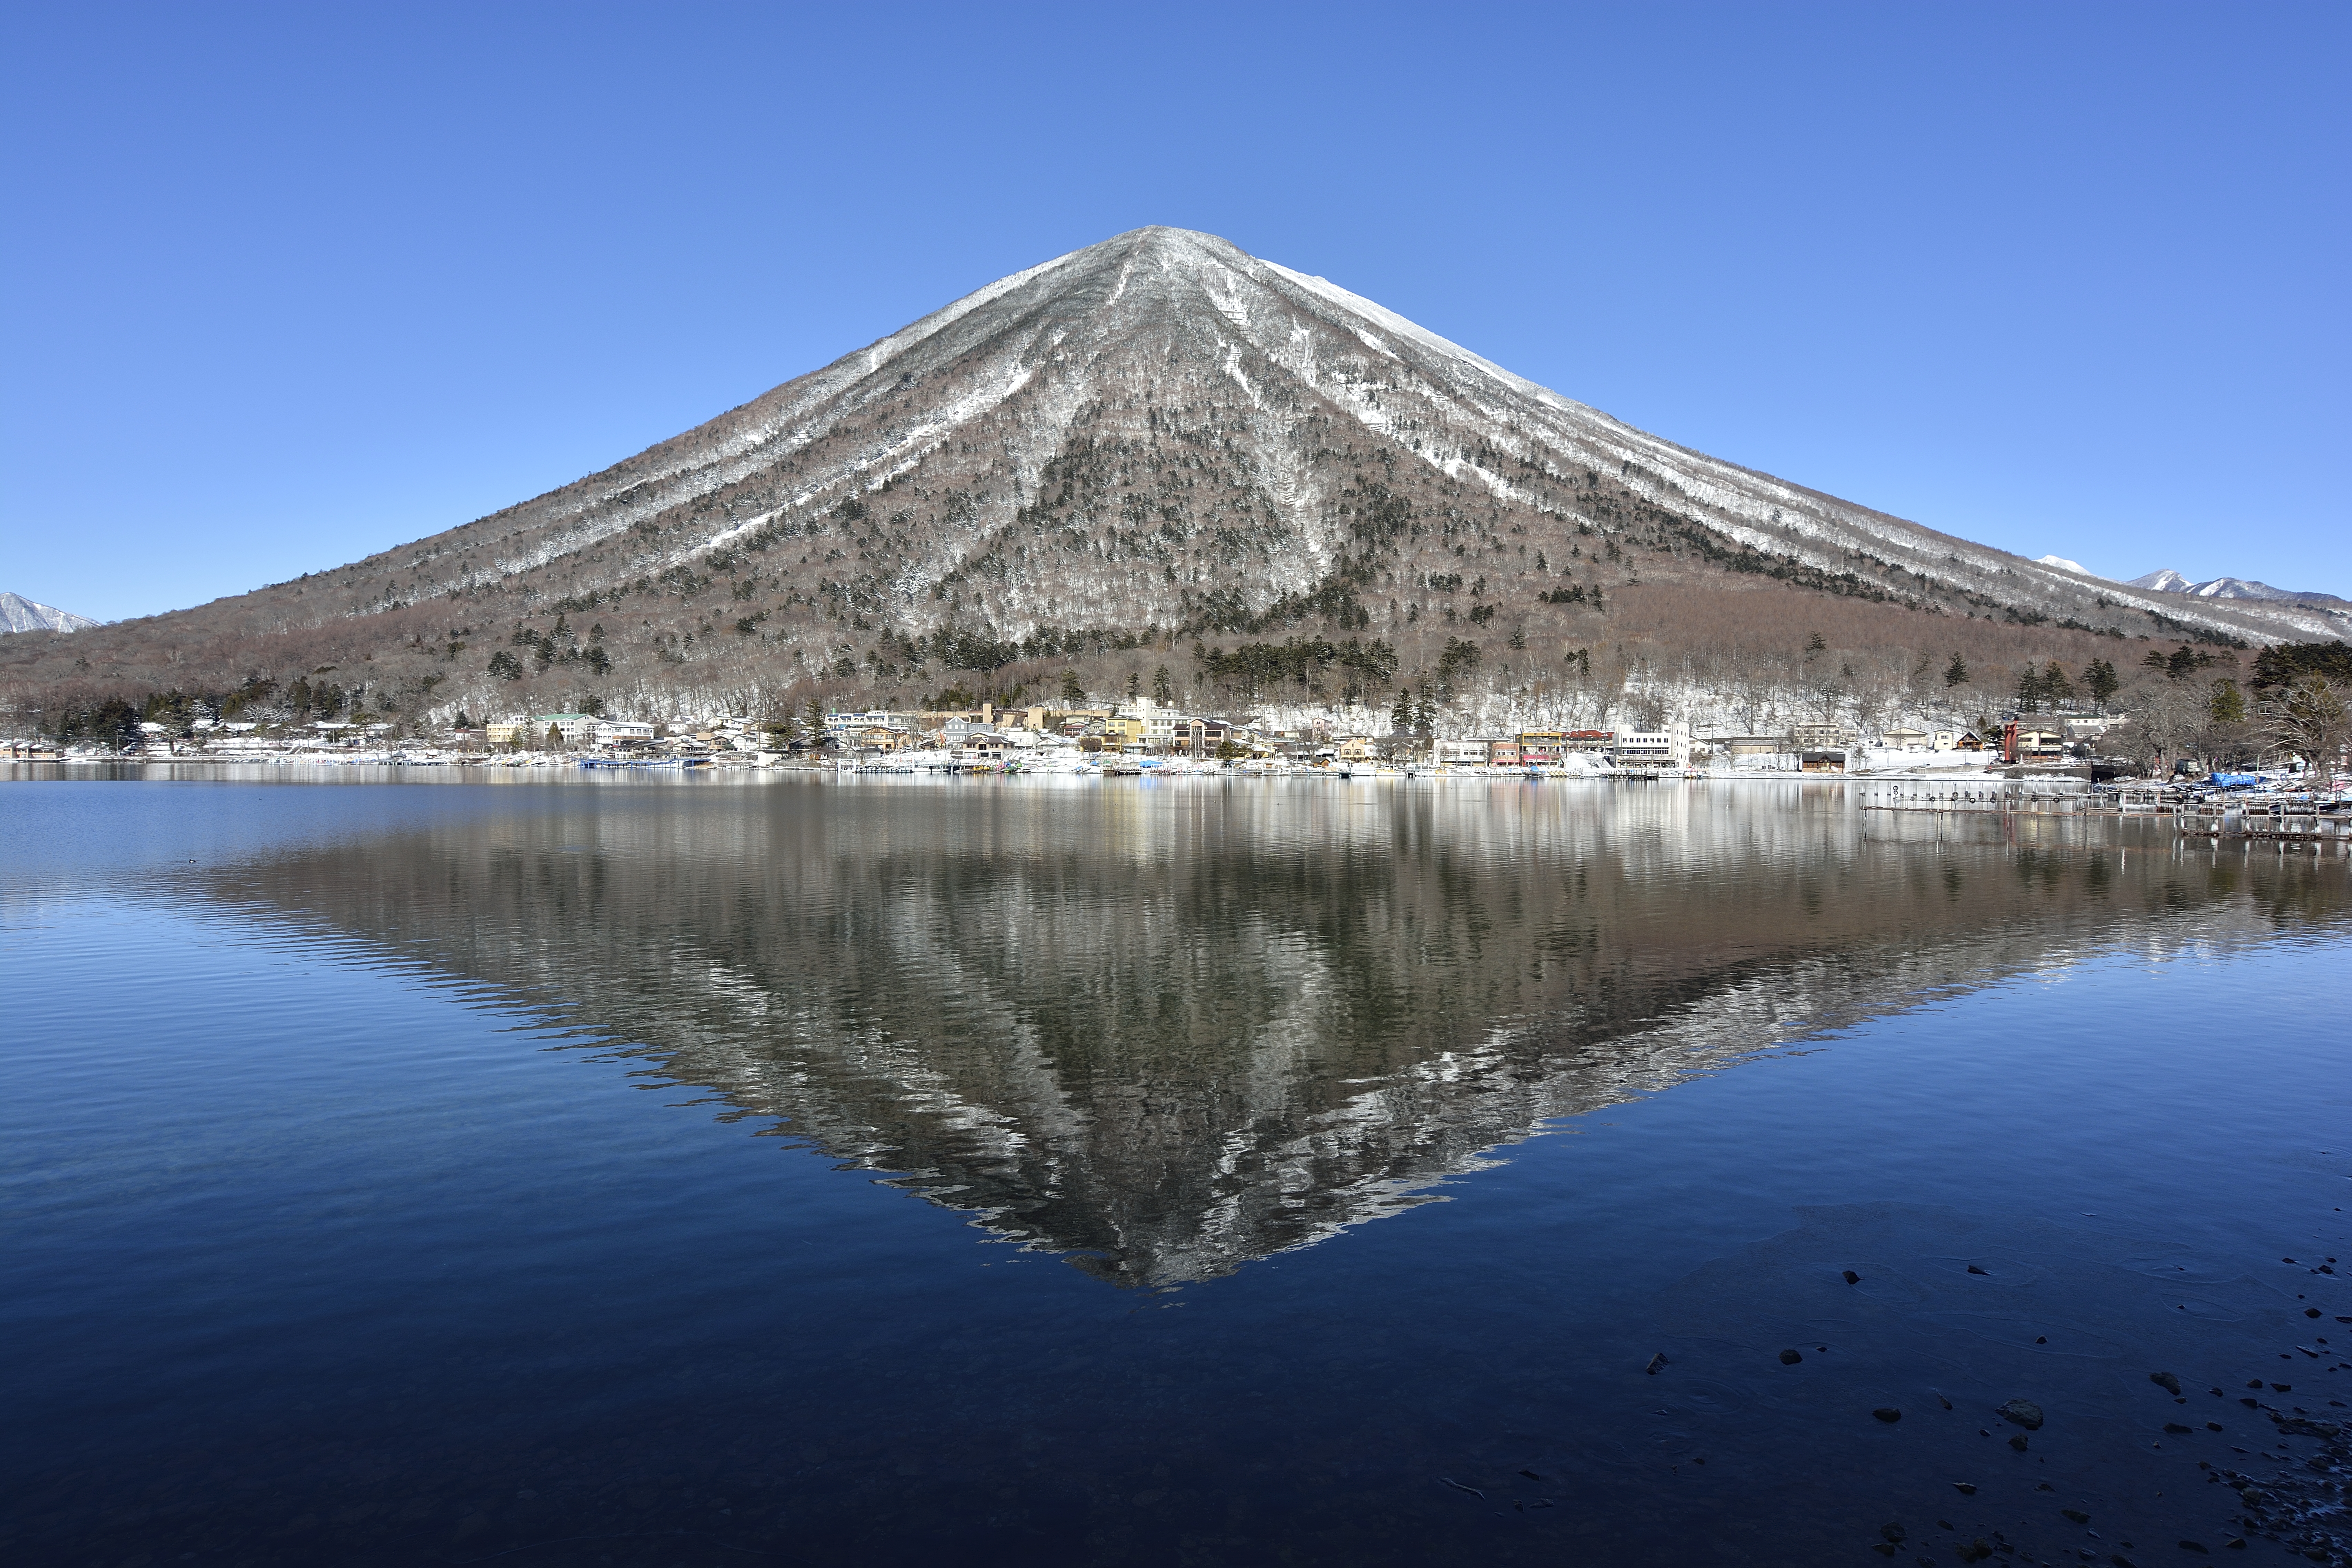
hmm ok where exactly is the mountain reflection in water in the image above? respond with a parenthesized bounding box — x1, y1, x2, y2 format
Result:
(202, 778, 2340, 1285)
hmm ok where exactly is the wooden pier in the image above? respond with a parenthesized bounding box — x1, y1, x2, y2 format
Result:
(1857, 780, 2352, 846)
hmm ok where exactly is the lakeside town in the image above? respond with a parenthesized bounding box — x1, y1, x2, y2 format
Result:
(10, 639, 2348, 814)
(0, 689, 2306, 781)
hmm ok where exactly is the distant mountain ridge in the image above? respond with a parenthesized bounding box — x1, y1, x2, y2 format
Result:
(0, 593, 98, 633)
(2124, 569, 2348, 608)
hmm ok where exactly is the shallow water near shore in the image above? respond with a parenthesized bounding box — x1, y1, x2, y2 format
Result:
(3, 770, 2348, 1566)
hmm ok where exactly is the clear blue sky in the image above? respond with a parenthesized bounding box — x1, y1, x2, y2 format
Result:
(4, 1, 2345, 623)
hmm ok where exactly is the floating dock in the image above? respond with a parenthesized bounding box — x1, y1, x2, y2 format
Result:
(1858, 781, 2352, 845)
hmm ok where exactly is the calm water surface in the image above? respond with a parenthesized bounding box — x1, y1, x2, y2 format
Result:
(3, 770, 2348, 1567)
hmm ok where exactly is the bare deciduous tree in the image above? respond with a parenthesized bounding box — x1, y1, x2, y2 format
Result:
(2123, 678, 2210, 775)
(2257, 675, 2350, 780)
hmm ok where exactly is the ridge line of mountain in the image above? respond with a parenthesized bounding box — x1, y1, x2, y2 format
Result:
(4, 227, 2345, 737)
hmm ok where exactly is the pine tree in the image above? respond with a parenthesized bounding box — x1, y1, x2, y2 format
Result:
(1390, 687, 1413, 733)
(1943, 653, 1969, 688)
(2082, 658, 2119, 712)
(1152, 666, 1173, 704)
(2041, 660, 2075, 708)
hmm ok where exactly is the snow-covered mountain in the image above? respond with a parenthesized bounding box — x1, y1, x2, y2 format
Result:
(290, 224, 2334, 648)
(0, 593, 98, 634)
(2035, 555, 2097, 578)
(5, 227, 2345, 717)
(2126, 569, 2347, 608)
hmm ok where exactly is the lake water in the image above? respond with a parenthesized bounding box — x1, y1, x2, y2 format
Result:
(3, 769, 2348, 1567)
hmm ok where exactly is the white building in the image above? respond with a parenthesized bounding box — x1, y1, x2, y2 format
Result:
(596, 720, 656, 746)
(1612, 731, 1675, 764)
(535, 714, 597, 746)
(1145, 711, 1191, 750)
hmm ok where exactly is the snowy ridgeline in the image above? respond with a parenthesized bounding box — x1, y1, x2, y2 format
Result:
(0, 592, 100, 634)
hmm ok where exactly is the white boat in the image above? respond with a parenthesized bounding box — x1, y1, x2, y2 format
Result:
(1009, 749, 1097, 775)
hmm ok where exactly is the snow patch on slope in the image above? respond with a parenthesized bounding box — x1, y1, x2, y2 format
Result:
(0, 592, 99, 633)
(1258, 258, 1581, 415)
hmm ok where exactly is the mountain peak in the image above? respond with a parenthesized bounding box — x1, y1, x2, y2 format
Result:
(2126, 568, 2347, 608)
(0, 592, 98, 634)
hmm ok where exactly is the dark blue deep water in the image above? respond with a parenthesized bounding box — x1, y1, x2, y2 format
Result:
(3, 771, 2348, 1567)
